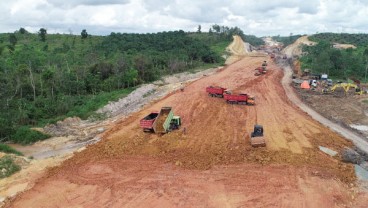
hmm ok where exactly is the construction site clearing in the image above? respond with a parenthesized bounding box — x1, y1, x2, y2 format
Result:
(2, 36, 368, 207)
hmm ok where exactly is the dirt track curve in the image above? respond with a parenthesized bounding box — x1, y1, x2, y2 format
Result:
(6, 38, 368, 207)
(282, 36, 368, 154)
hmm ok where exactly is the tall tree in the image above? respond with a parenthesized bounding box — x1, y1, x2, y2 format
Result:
(38, 28, 47, 42)
(197, 25, 201, 33)
(81, 29, 88, 39)
(19, 27, 27, 34)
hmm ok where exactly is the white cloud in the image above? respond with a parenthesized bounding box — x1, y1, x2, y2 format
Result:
(0, 0, 367, 36)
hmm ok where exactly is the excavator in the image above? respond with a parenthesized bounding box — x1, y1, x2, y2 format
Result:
(323, 83, 364, 95)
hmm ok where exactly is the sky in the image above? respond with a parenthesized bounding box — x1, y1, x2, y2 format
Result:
(1, 0, 368, 37)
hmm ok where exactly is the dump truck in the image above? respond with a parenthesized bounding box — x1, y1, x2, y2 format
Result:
(223, 92, 255, 105)
(140, 112, 159, 132)
(206, 86, 227, 97)
(140, 107, 181, 133)
(250, 124, 266, 147)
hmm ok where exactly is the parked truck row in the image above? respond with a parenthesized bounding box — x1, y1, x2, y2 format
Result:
(206, 86, 255, 105)
(206, 86, 264, 147)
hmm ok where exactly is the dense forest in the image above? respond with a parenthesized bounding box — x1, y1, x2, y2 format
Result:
(300, 33, 368, 80)
(310, 33, 368, 46)
(0, 25, 262, 144)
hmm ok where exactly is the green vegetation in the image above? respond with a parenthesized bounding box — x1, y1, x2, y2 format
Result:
(11, 127, 50, 145)
(208, 24, 264, 46)
(0, 155, 21, 178)
(310, 33, 368, 47)
(300, 37, 368, 81)
(243, 34, 265, 46)
(272, 34, 302, 47)
(0, 144, 23, 156)
(0, 26, 263, 144)
(301, 33, 368, 81)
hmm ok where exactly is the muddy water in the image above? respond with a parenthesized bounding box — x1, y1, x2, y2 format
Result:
(8, 137, 101, 160)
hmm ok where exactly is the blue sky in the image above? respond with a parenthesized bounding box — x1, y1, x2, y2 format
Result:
(1, 0, 368, 36)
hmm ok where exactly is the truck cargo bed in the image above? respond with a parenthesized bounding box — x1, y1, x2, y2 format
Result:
(153, 107, 173, 133)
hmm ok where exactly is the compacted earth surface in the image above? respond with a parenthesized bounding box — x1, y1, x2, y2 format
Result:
(3, 37, 368, 207)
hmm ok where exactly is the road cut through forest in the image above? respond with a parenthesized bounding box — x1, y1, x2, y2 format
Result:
(6, 37, 368, 208)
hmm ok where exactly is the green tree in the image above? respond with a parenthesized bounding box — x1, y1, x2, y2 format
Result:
(81, 29, 88, 39)
(9, 34, 17, 46)
(197, 25, 201, 33)
(364, 48, 368, 82)
(38, 28, 47, 42)
(19, 27, 27, 34)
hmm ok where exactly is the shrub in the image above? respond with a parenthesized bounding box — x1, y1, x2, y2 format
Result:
(0, 144, 23, 156)
(0, 155, 21, 178)
(11, 127, 50, 144)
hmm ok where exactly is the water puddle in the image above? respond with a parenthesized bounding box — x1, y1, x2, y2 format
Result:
(8, 137, 101, 160)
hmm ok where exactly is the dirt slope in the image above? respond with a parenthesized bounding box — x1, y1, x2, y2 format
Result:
(282, 36, 316, 57)
(5, 38, 367, 207)
(225, 35, 266, 64)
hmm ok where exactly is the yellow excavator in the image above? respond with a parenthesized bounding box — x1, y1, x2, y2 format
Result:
(324, 83, 364, 95)
(330, 83, 357, 92)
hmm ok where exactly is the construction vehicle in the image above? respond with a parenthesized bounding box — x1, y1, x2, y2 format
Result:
(254, 67, 266, 76)
(323, 83, 365, 95)
(140, 112, 159, 132)
(262, 61, 267, 67)
(224, 91, 255, 105)
(250, 125, 266, 147)
(140, 107, 181, 133)
(331, 83, 358, 93)
(206, 86, 227, 97)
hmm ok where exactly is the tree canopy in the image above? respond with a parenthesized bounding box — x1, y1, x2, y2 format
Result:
(0, 29, 226, 143)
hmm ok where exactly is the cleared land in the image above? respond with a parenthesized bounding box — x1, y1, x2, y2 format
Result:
(5, 36, 368, 207)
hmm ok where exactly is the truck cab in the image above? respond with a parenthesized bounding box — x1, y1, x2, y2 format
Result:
(170, 116, 181, 130)
(251, 125, 263, 137)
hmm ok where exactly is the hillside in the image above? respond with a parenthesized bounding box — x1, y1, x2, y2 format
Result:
(310, 33, 368, 47)
(0, 30, 226, 144)
(299, 33, 368, 80)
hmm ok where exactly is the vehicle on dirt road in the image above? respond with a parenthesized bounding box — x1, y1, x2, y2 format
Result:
(250, 125, 266, 147)
(206, 86, 227, 98)
(140, 107, 181, 133)
(254, 66, 266, 76)
(224, 91, 255, 105)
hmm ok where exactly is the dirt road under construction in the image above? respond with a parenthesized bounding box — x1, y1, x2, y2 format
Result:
(6, 37, 368, 207)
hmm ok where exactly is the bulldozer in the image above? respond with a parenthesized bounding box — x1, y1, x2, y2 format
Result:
(250, 125, 266, 147)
